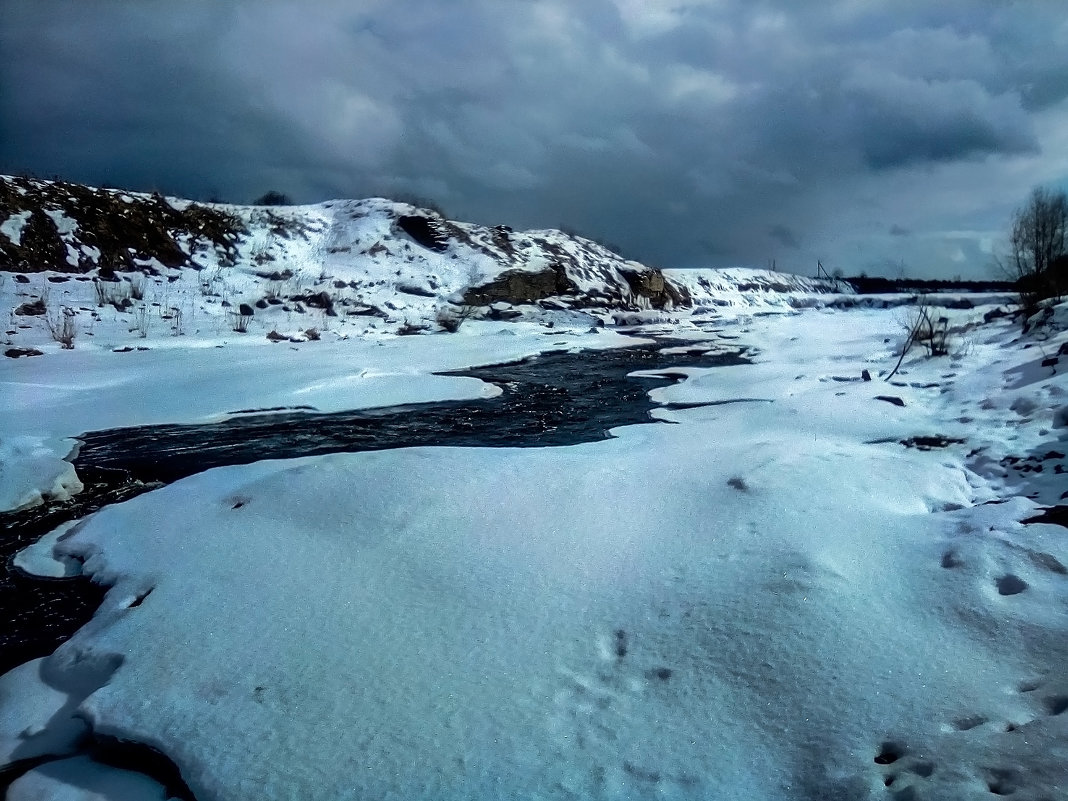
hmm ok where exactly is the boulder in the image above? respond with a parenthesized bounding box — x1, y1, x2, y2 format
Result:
(14, 299, 46, 316)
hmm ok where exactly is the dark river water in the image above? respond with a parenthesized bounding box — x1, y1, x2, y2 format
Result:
(0, 339, 747, 676)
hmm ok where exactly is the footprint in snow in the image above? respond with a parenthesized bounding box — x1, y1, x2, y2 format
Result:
(995, 573, 1028, 596)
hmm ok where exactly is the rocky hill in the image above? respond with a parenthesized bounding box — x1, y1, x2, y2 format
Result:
(1, 175, 845, 337)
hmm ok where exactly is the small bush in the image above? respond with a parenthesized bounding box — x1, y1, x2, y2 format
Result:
(93, 279, 108, 307)
(233, 311, 252, 333)
(129, 274, 146, 300)
(95, 279, 131, 309)
(436, 305, 478, 332)
(886, 298, 950, 380)
(129, 305, 149, 337)
(45, 305, 77, 348)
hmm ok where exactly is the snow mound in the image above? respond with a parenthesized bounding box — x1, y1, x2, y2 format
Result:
(0, 435, 82, 511)
(7, 756, 169, 801)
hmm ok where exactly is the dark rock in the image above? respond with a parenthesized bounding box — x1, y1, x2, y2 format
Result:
(267, 297, 283, 305)
(4, 347, 43, 358)
(0, 176, 242, 275)
(397, 215, 449, 252)
(861, 369, 872, 381)
(1042, 357, 1058, 368)
(618, 267, 686, 309)
(488, 302, 523, 320)
(14, 298, 47, 316)
(266, 330, 287, 342)
(255, 299, 268, 309)
(875, 395, 906, 407)
(255, 269, 294, 281)
(46, 275, 70, 283)
(900, 435, 965, 450)
(14, 274, 30, 283)
(238, 303, 255, 317)
(348, 305, 388, 318)
(292, 291, 333, 310)
(396, 282, 436, 297)
(333, 280, 348, 289)
(464, 263, 578, 306)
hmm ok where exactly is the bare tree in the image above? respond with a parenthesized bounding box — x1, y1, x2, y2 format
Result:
(1008, 186, 1068, 307)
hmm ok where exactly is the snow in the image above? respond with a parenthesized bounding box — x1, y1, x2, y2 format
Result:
(43, 209, 78, 237)
(0, 322, 638, 436)
(1, 211, 32, 245)
(0, 435, 83, 511)
(7, 756, 169, 801)
(4, 301, 1065, 800)
(13, 520, 82, 578)
(0, 658, 87, 766)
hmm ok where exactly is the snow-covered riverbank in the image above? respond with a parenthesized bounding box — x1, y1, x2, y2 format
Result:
(3, 297, 1066, 800)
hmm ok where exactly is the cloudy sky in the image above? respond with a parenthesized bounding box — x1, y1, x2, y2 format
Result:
(2, 1, 1067, 278)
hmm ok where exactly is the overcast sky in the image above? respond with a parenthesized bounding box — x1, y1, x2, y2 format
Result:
(3, 1, 1067, 278)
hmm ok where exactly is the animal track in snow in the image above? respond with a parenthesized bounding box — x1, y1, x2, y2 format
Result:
(1042, 695, 1068, 716)
(873, 741, 907, 765)
(941, 549, 963, 569)
(984, 767, 1020, 796)
(995, 573, 1029, 595)
(951, 714, 988, 731)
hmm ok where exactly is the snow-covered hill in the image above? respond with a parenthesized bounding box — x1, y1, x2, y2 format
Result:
(1, 175, 844, 344)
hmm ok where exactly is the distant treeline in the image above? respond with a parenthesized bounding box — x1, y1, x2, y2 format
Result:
(843, 275, 1017, 294)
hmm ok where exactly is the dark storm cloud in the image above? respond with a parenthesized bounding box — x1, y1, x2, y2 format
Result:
(2, 0, 1066, 277)
(768, 225, 800, 250)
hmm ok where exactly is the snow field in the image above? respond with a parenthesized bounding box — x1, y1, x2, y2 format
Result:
(4, 301, 1065, 799)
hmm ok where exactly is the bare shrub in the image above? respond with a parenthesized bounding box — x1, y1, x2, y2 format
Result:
(45, 305, 77, 348)
(129, 274, 146, 300)
(886, 297, 949, 380)
(436, 304, 478, 332)
(93, 279, 108, 307)
(130, 305, 149, 338)
(96, 280, 132, 310)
